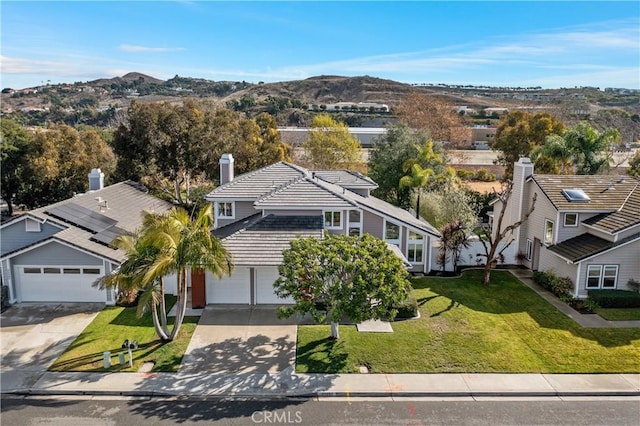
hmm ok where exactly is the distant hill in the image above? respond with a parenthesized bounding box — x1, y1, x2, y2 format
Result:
(88, 72, 165, 86)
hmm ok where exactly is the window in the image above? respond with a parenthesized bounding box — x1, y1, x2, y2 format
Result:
(407, 232, 424, 263)
(23, 267, 41, 274)
(217, 202, 234, 219)
(587, 265, 618, 289)
(83, 268, 101, 274)
(25, 218, 41, 232)
(43, 268, 61, 274)
(324, 211, 342, 229)
(384, 221, 401, 246)
(525, 239, 533, 261)
(564, 213, 578, 227)
(63, 268, 81, 274)
(544, 219, 554, 245)
(348, 210, 362, 236)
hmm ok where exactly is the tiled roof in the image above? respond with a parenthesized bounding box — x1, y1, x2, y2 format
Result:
(221, 215, 324, 266)
(205, 162, 307, 199)
(547, 232, 640, 263)
(254, 178, 356, 209)
(532, 175, 638, 212)
(313, 170, 378, 189)
(582, 184, 640, 233)
(2, 181, 174, 263)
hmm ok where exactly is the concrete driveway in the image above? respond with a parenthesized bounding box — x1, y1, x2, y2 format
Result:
(180, 306, 298, 374)
(1, 303, 103, 391)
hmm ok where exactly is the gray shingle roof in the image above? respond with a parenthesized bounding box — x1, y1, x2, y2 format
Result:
(3, 181, 174, 263)
(313, 170, 378, 189)
(582, 184, 640, 233)
(254, 178, 357, 209)
(532, 175, 638, 212)
(221, 215, 324, 266)
(547, 232, 640, 263)
(205, 162, 307, 199)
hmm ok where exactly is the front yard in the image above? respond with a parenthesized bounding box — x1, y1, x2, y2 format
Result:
(50, 296, 197, 372)
(296, 270, 640, 373)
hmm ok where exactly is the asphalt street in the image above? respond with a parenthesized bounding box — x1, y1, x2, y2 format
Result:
(1, 396, 639, 425)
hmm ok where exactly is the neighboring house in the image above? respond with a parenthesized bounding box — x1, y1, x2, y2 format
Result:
(0, 169, 174, 304)
(493, 158, 640, 298)
(202, 154, 440, 305)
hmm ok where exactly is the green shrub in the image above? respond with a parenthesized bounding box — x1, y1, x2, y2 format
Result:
(394, 296, 419, 319)
(627, 279, 640, 293)
(588, 290, 640, 308)
(533, 270, 573, 299)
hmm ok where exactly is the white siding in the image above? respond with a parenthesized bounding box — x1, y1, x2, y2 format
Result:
(577, 240, 640, 298)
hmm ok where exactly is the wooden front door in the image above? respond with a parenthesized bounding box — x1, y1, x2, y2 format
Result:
(191, 269, 206, 308)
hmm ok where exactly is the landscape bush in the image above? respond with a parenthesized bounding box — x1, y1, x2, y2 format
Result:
(626, 278, 640, 293)
(588, 289, 640, 308)
(532, 270, 574, 299)
(393, 296, 419, 319)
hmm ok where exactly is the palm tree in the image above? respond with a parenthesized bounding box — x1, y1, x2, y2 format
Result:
(96, 204, 233, 341)
(564, 122, 618, 175)
(399, 163, 433, 218)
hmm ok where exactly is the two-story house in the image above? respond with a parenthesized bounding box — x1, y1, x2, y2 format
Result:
(493, 158, 640, 298)
(200, 154, 440, 305)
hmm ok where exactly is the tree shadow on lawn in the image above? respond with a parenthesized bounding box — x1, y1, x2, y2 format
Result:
(412, 270, 640, 347)
(296, 337, 348, 374)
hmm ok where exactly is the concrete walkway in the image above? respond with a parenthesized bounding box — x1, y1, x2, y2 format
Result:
(509, 269, 640, 328)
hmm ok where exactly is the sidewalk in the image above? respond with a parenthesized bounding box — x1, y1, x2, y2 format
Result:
(2, 369, 639, 398)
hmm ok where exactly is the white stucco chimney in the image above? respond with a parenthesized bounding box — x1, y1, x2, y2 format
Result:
(219, 154, 235, 185)
(88, 168, 105, 191)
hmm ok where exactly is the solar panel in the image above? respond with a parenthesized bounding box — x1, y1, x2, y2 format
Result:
(91, 226, 127, 246)
(46, 203, 117, 233)
(561, 188, 591, 203)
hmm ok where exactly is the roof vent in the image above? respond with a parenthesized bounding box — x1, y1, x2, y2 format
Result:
(561, 188, 591, 203)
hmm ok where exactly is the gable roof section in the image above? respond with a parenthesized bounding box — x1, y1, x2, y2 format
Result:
(205, 162, 307, 200)
(254, 177, 357, 209)
(220, 215, 324, 266)
(547, 232, 640, 263)
(531, 175, 638, 212)
(313, 170, 378, 190)
(582, 183, 640, 234)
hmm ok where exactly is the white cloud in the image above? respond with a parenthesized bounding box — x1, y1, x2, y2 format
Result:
(118, 44, 185, 53)
(1, 56, 69, 74)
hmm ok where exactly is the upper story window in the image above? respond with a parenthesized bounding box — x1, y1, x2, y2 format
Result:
(25, 218, 41, 232)
(384, 220, 401, 246)
(217, 202, 234, 219)
(564, 213, 578, 227)
(324, 211, 342, 229)
(348, 210, 362, 236)
(544, 219, 554, 245)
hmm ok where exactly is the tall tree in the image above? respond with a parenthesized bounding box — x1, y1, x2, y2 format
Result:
(479, 183, 536, 285)
(275, 233, 411, 339)
(368, 124, 424, 208)
(302, 114, 361, 169)
(96, 205, 233, 341)
(396, 91, 471, 148)
(438, 220, 471, 272)
(399, 163, 432, 218)
(0, 119, 31, 215)
(492, 111, 565, 179)
(563, 122, 618, 175)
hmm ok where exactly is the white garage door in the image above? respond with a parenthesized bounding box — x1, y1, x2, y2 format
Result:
(17, 266, 106, 302)
(206, 267, 250, 304)
(255, 267, 294, 305)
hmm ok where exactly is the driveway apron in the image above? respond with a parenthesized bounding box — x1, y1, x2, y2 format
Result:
(179, 306, 297, 374)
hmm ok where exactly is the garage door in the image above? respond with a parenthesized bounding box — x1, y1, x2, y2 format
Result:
(255, 267, 294, 305)
(17, 266, 106, 302)
(206, 267, 250, 304)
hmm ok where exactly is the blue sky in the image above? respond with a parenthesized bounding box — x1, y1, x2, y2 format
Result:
(1, 1, 639, 89)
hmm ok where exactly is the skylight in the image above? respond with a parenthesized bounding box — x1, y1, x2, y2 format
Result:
(561, 188, 591, 203)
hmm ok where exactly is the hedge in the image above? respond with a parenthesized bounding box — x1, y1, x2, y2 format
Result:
(394, 296, 419, 319)
(588, 289, 640, 308)
(532, 270, 574, 300)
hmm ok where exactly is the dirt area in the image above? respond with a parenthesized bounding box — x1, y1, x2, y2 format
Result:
(463, 181, 502, 194)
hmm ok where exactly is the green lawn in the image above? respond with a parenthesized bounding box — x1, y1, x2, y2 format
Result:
(50, 296, 198, 373)
(596, 307, 640, 321)
(296, 270, 640, 374)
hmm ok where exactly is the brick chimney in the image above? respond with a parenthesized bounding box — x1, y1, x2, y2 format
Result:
(88, 168, 104, 191)
(219, 154, 234, 185)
